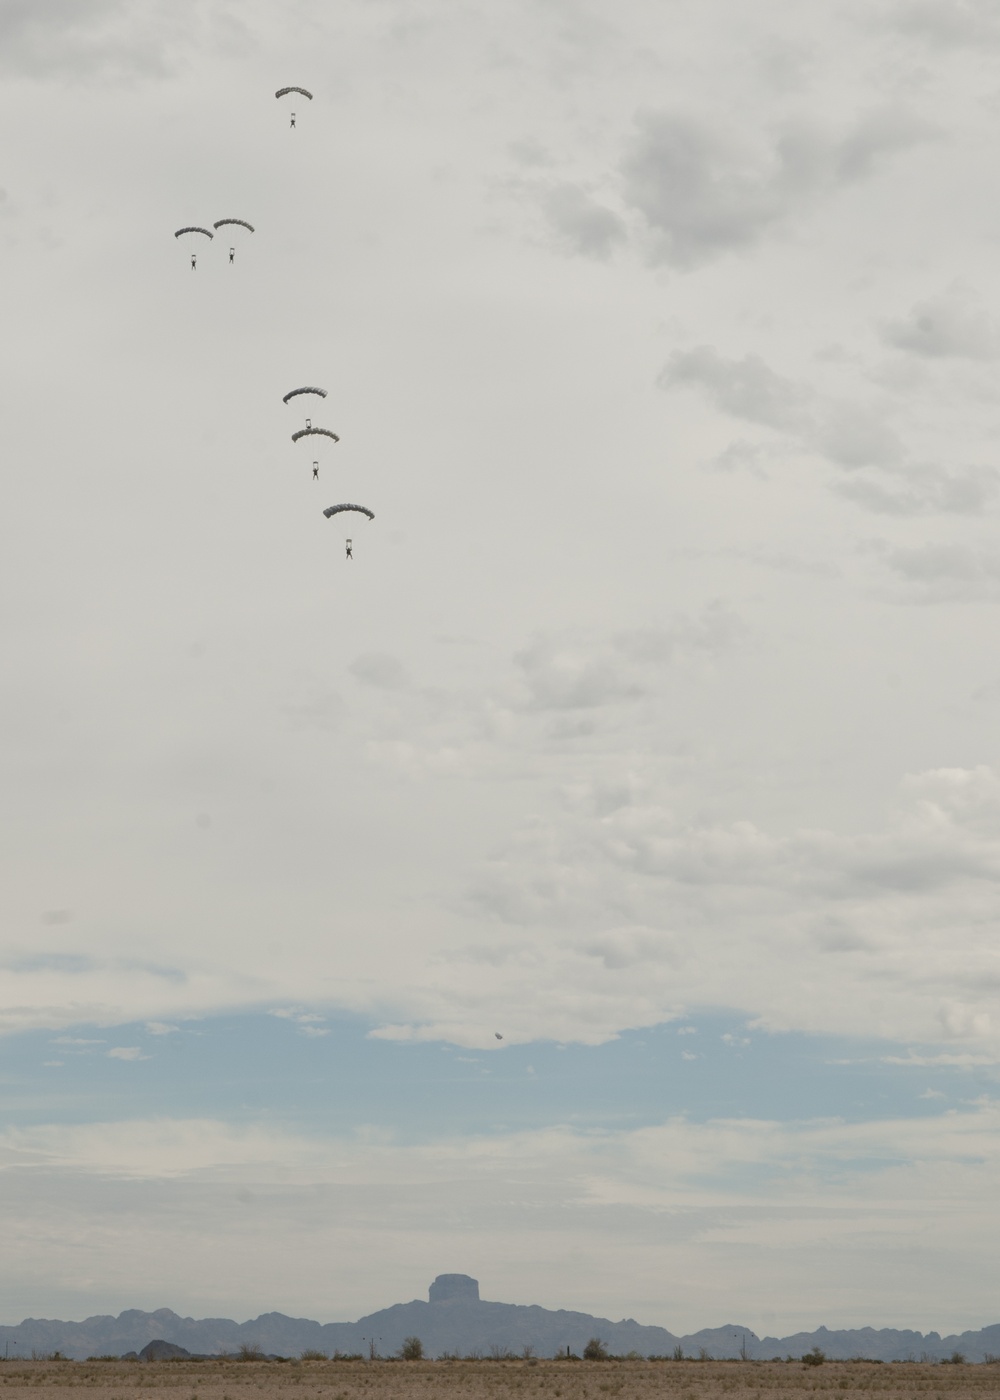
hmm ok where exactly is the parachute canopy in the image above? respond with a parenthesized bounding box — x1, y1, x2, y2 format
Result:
(213, 218, 255, 233)
(174, 226, 213, 239)
(275, 86, 313, 99)
(283, 386, 328, 404)
(293, 427, 339, 444)
(324, 505, 374, 521)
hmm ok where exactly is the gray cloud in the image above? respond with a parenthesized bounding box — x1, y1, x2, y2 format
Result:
(536, 180, 627, 260)
(661, 346, 812, 431)
(886, 0, 1000, 45)
(881, 283, 999, 359)
(515, 606, 744, 712)
(0, 0, 244, 80)
(837, 463, 999, 515)
(707, 439, 773, 477)
(350, 653, 409, 690)
(613, 602, 746, 663)
(880, 541, 1000, 599)
(515, 636, 643, 711)
(813, 400, 903, 469)
(619, 107, 935, 268)
(660, 345, 999, 514)
(662, 345, 901, 469)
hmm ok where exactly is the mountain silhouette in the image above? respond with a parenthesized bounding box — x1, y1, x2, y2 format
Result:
(2, 1276, 998, 1362)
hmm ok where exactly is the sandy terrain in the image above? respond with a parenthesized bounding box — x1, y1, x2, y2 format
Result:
(1, 1359, 999, 1400)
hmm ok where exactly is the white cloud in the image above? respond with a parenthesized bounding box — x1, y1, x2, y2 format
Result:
(107, 1046, 149, 1061)
(2, 1105, 1000, 1331)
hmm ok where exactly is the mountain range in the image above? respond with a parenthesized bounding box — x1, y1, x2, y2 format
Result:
(3, 1275, 998, 1363)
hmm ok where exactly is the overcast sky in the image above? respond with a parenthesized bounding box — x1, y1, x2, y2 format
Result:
(3, 0, 1000, 1341)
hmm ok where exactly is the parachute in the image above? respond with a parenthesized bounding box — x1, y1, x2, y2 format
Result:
(275, 86, 313, 99)
(213, 218, 255, 233)
(323, 505, 374, 521)
(283, 386, 328, 404)
(174, 226, 213, 239)
(293, 427, 339, 444)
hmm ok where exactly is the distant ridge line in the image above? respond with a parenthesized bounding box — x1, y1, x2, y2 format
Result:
(2, 1278, 999, 1363)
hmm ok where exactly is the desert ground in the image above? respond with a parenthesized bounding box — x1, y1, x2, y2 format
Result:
(1, 1359, 999, 1400)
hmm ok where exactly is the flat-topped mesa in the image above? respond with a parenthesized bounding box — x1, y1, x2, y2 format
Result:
(428, 1274, 480, 1304)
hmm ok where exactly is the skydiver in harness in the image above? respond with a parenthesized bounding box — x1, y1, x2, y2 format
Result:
(229, 246, 235, 264)
(312, 461, 319, 480)
(290, 111, 296, 128)
(345, 538, 353, 561)
(191, 252, 197, 270)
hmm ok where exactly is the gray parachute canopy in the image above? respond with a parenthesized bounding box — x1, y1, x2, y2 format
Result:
(213, 218, 255, 233)
(283, 386, 328, 404)
(275, 86, 313, 99)
(292, 427, 339, 444)
(324, 505, 374, 521)
(174, 226, 213, 239)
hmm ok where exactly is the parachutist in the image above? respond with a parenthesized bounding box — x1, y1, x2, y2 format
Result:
(190, 253, 197, 270)
(290, 112, 296, 128)
(312, 462, 319, 480)
(229, 246, 235, 264)
(345, 538, 353, 560)
(305, 418, 311, 429)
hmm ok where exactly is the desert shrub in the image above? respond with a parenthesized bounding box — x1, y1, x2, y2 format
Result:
(584, 1339, 610, 1361)
(948, 1353, 966, 1365)
(802, 1348, 826, 1367)
(672, 1347, 684, 1361)
(237, 1345, 264, 1362)
(399, 1337, 424, 1361)
(300, 1351, 327, 1362)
